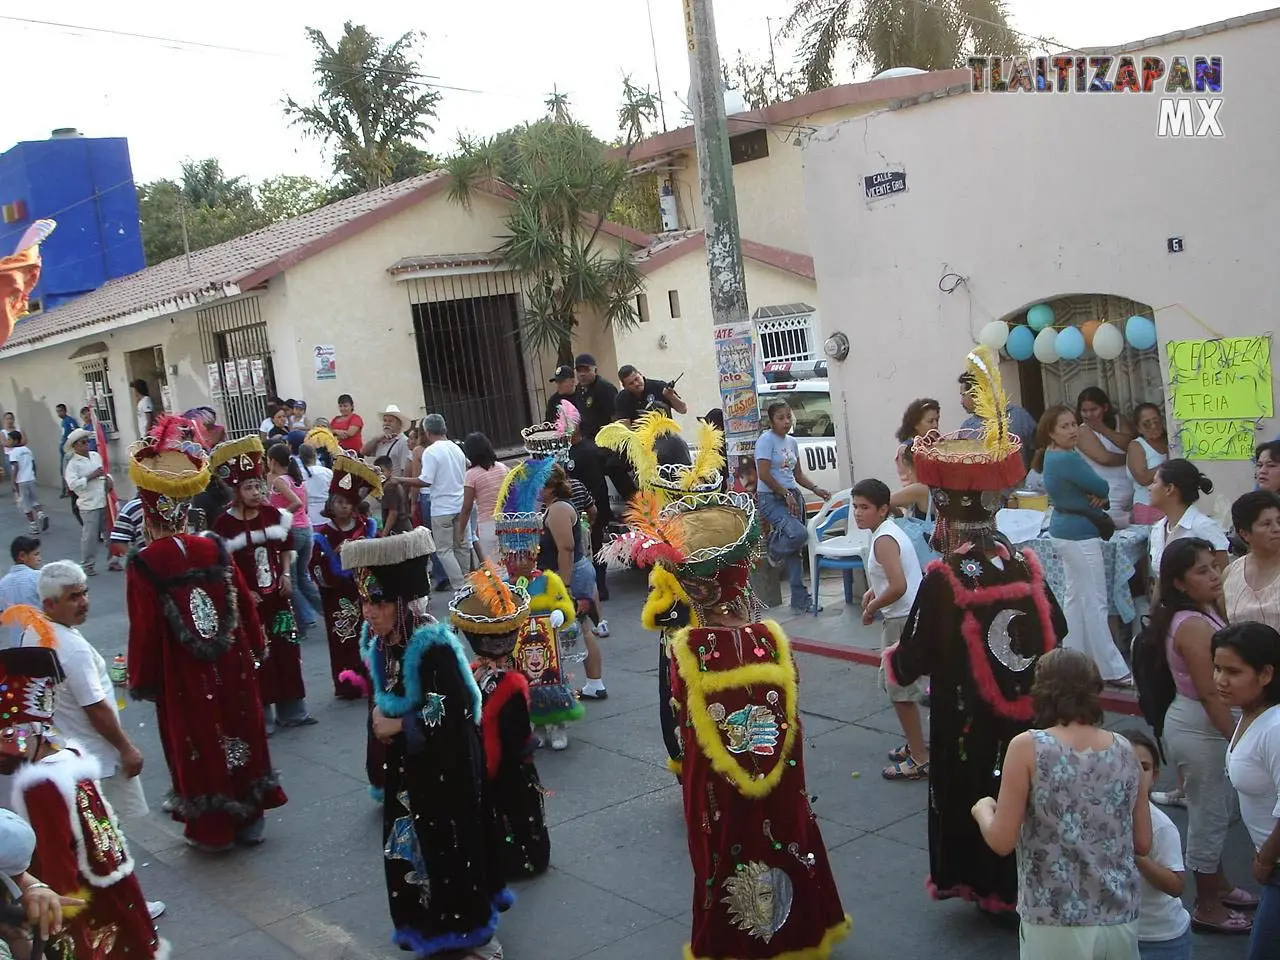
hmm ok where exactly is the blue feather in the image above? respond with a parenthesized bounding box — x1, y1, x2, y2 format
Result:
(502, 456, 555, 515)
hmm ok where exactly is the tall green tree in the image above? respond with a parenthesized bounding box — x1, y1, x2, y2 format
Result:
(723, 50, 807, 109)
(284, 21, 441, 193)
(256, 174, 330, 222)
(445, 81, 659, 360)
(783, 0, 1019, 91)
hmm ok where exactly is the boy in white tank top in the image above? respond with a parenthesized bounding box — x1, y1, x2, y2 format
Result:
(853, 478, 930, 780)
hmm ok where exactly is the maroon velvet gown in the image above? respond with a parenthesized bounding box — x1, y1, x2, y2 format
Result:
(310, 516, 376, 698)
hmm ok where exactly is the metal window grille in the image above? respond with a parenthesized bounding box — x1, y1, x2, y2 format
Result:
(755, 312, 814, 364)
(76, 357, 118, 434)
(196, 298, 275, 439)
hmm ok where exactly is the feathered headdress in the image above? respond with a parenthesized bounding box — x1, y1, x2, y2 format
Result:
(597, 491, 690, 569)
(521, 400, 578, 461)
(494, 457, 556, 555)
(449, 560, 531, 642)
(0, 220, 54, 348)
(597, 413, 723, 501)
(209, 435, 265, 489)
(129, 415, 211, 525)
(305, 425, 343, 458)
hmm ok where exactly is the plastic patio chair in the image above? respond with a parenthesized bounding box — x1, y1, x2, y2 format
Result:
(805, 488, 871, 616)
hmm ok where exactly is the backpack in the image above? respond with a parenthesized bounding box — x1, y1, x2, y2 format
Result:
(1130, 614, 1177, 754)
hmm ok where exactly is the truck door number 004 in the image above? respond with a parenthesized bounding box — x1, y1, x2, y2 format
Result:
(805, 446, 837, 472)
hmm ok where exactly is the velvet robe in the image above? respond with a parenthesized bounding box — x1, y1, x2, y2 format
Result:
(309, 517, 375, 699)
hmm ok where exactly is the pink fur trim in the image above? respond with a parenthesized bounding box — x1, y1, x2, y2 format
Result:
(925, 875, 1016, 913)
(338, 669, 369, 698)
(881, 642, 902, 688)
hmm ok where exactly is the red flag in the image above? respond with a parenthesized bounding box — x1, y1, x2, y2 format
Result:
(89, 410, 119, 529)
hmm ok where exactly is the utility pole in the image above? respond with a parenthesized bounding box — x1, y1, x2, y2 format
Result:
(684, 0, 778, 604)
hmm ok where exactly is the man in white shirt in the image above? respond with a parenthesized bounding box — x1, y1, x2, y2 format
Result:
(361, 405, 412, 476)
(397, 414, 470, 589)
(20, 560, 164, 918)
(62, 430, 111, 575)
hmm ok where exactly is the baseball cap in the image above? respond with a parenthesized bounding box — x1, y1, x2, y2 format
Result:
(574, 353, 596, 369)
(549, 365, 574, 382)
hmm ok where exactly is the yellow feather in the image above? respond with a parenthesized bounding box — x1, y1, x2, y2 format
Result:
(684, 421, 726, 490)
(631, 412, 681, 490)
(492, 461, 523, 521)
(966, 345, 1014, 455)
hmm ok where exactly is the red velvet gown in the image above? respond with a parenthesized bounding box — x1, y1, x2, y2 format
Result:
(309, 517, 375, 698)
(671, 621, 850, 960)
(212, 506, 305, 704)
(12, 748, 167, 959)
(127, 532, 288, 847)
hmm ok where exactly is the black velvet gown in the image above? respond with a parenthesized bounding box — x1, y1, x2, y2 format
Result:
(888, 545, 1067, 913)
(363, 622, 513, 955)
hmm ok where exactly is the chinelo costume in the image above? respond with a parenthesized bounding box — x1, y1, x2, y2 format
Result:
(304, 424, 343, 467)
(2, 646, 169, 958)
(885, 345, 1067, 914)
(493, 458, 584, 740)
(450, 562, 551, 880)
(209, 435, 312, 730)
(604, 435, 850, 960)
(310, 455, 381, 699)
(343, 529, 513, 959)
(125, 418, 286, 850)
(598, 412, 725, 776)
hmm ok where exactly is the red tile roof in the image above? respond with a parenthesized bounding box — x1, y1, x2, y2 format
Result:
(3, 171, 454, 353)
(632, 229, 814, 281)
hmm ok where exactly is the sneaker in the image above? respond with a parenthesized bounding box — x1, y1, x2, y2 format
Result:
(548, 725, 569, 751)
(593, 619, 610, 638)
(39, 513, 49, 532)
(147, 900, 166, 920)
(1151, 788, 1187, 808)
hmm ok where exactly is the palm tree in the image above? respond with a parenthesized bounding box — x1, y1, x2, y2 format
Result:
(445, 80, 659, 361)
(783, 0, 1021, 91)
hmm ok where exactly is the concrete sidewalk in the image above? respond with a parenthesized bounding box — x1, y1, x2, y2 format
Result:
(0, 499, 1255, 959)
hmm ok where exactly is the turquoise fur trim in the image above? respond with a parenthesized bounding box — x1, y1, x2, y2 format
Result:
(363, 622, 483, 724)
(368, 786, 385, 803)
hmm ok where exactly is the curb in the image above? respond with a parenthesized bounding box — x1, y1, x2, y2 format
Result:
(789, 635, 1143, 717)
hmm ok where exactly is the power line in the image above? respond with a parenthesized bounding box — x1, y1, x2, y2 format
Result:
(0, 15, 278, 56)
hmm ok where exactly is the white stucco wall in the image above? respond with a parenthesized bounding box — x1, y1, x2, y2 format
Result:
(803, 20, 1278, 497)
(614, 251, 817, 431)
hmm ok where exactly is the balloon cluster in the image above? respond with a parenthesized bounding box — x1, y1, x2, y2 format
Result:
(977, 307, 1159, 364)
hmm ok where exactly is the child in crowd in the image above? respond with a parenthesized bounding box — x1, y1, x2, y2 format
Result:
(289, 399, 308, 430)
(374, 455, 411, 536)
(852, 478, 929, 780)
(7, 431, 46, 534)
(1124, 729, 1192, 960)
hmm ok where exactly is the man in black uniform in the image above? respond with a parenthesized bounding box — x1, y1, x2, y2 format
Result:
(614, 365, 688, 426)
(572, 354, 618, 442)
(544, 365, 578, 424)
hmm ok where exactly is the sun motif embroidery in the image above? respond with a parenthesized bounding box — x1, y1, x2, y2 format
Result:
(721, 862, 794, 942)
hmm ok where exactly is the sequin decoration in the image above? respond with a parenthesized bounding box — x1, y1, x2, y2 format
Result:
(87, 921, 120, 957)
(385, 790, 431, 892)
(254, 546, 272, 588)
(419, 692, 446, 728)
(334, 598, 361, 643)
(708, 702, 780, 756)
(986, 609, 1035, 672)
(220, 736, 250, 772)
(721, 861, 794, 943)
(339, 472, 353, 490)
(189, 587, 218, 639)
(960, 558, 983, 580)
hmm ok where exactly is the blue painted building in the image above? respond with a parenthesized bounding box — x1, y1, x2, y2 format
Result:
(0, 129, 145, 313)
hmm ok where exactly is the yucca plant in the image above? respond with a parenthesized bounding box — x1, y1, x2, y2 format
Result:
(445, 80, 659, 361)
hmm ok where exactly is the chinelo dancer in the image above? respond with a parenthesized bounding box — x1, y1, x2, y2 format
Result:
(309, 455, 381, 699)
(885, 345, 1067, 917)
(449, 561, 551, 880)
(210, 435, 316, 733)
(125, 417, 286, 850)
(607, 449, 850, 959)
(493, 458, 584, 750)
(598, 411, 726, 776)
(342, 528, 512, 960)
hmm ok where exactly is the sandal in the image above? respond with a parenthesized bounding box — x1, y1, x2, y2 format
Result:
(1190, 911, 1253, 934)
(887, 743, 911, 763)
(882, 757, 930, 781)
(1221, 887, 1260, 909)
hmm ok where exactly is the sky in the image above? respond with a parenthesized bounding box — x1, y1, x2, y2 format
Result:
(0, 0, 1268, 185)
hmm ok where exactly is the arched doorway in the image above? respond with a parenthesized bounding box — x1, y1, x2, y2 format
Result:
(1003, 293, 1163, 424)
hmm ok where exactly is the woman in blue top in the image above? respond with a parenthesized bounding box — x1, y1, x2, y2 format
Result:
(1035, 405, 1133, 684)
(756, 401, 831, 612)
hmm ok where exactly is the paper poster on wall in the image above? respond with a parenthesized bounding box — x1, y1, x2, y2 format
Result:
(223, 360, 241, 398)
(714, 320, 762, 458)
(314, 344, 336, 380)
(1168, 336, 1273, 420)
(1178, 419, 1257, 461)
(207, 362, 223, 400)
(236, 359, 252, 399)
(83, 381, 95, 405)
(249, 359, 267, 396)
(160, 384, 174, 414)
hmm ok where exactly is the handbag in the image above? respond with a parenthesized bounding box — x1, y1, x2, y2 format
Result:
(895, 496, 940, 569)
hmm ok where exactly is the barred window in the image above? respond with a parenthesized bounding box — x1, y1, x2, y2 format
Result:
(77, 357, 118, 435)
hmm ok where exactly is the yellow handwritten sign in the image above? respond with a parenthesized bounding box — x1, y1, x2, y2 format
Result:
(1168, 337, 1273, 419)
(1178, 419, 1257, 461)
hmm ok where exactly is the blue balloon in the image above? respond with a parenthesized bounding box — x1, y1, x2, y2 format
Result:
(1125, 315, 1157, 351)
(1056, 325, 1085, 360)
(1006, 324, 1036, 361)
(1026, 303, 1054, 332)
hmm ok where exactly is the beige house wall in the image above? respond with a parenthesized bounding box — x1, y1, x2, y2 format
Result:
(616, 254, 817, 432)
(802, 20, 1278, 497)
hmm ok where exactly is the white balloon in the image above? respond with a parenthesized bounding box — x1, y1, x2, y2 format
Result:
(1092, 322, 1124, 360)
(1033, 327, 1059, 363)
(978, 320, 1009, 351)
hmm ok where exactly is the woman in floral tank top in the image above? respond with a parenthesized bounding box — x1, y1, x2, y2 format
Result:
(972, 648, 1153, 958)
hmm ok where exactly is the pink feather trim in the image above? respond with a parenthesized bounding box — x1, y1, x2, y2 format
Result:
(555, 399, 581, 436)
(881, 642, 903, 688)
(925, 875, 1016, 913)
(338, 669, 370, 698)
